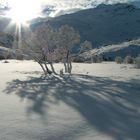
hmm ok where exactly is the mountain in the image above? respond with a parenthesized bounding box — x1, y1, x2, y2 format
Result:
(40, 0, 140, 17)
(32, 3, 140, 48)
(0, 32, 14, 47)
(0, 3, 140, 59)
(1, 3, 140, 49)
(131, 1, 140, 8)
(0, 16, 15, 48)
(81, 38, 140, 60)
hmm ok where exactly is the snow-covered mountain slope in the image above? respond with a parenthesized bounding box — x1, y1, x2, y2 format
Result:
(0, 46, 16, 59)
(0, 3, 140, 60)
(41, 0, 140, 17)
(0, 46, 10, 59)
(39, 3, 140, 48)
(0, 17, 12, 32)
(131, 1, 140, 8)
(81, 38, 140, 60)
(0, 32, 14, 47)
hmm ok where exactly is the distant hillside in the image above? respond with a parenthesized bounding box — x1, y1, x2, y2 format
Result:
(81, 38, 140, 60)
(0, 32, 14, 48)
(0, 17, 14, 33)
(0, 17, 15, 48)
(1, 3, 140, 50)
(0, 3, 140, 60)
(32, 3, 140, 48)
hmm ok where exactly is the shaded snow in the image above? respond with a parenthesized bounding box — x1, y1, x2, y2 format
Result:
(0, 60, 140, 140)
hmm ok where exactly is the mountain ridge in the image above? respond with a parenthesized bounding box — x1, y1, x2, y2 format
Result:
(41, 3, 140, 48)
(0, 3, 140, 59)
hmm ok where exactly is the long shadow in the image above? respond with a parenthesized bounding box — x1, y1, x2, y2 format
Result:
(4, 74, 140, 140)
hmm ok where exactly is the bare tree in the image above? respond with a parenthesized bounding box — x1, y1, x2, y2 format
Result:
(21, 25, 56, 75)
(124, 55, 134, 64)
(21, 24, 80, 75)
(56, 25, 80, 73)
(135, 55, 140, 68)
(80, 40, 93, 62)
(115, 56, 123, 64)
(34, 24, 58, 74)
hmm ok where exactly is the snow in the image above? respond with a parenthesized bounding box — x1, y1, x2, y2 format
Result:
(82, 38, 140, 59)
(46, 3, 140, 48)
(0, 60, 140, 140)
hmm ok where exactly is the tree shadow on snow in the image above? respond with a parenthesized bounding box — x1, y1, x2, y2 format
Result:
(4, 74, 140, 140)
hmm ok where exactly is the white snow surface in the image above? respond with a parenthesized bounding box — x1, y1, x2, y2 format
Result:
(0, 60, 140, 140)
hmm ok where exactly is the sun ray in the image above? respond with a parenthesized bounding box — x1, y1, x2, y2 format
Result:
(7, 0, 41, 24)
(3, 0, 42, 50)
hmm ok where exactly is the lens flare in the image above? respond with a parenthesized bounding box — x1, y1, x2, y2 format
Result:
(7, 0, 41, 24)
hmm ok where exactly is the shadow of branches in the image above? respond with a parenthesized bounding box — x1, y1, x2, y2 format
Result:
(4, 74, 140, 140)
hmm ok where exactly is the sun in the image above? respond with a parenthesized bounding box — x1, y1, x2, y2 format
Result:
(7, 0, 41, 24)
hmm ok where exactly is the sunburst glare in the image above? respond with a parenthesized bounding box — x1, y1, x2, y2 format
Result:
(4, 0, 42, 49)
(7, 0, 41, 24)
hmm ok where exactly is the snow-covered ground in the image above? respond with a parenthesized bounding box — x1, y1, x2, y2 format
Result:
(0, 60, 140, 140)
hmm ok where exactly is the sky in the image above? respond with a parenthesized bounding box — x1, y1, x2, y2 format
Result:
(0, 0, 140, 17)
(41, 0, 140, 16)
(0, 0, 139, 9)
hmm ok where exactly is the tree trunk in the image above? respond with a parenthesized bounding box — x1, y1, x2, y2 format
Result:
(44, 62, 52, 74)
(38, 62, 47, 75)
(64, 59, 68, 73)
(65, 50, 70, 73)
(91, 55, 93, 63)
(68, 60, 72, 74)
(66, 50, 69, 61)
(49, 62, 57, 74)
(66, 50, 72, 73)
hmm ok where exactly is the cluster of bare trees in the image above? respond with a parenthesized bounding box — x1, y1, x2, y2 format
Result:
(21, 24, 82, 75)
(115, 54, 140, 68)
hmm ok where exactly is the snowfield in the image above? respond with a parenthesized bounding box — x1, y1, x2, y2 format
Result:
(0, 60, 140, 140)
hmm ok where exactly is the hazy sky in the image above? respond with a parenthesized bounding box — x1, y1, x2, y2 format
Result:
(41, 0, 140, 16)
(0, 0, 138, 8)
(0, 0, 139, 17)
(40, 0, 139, 9)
